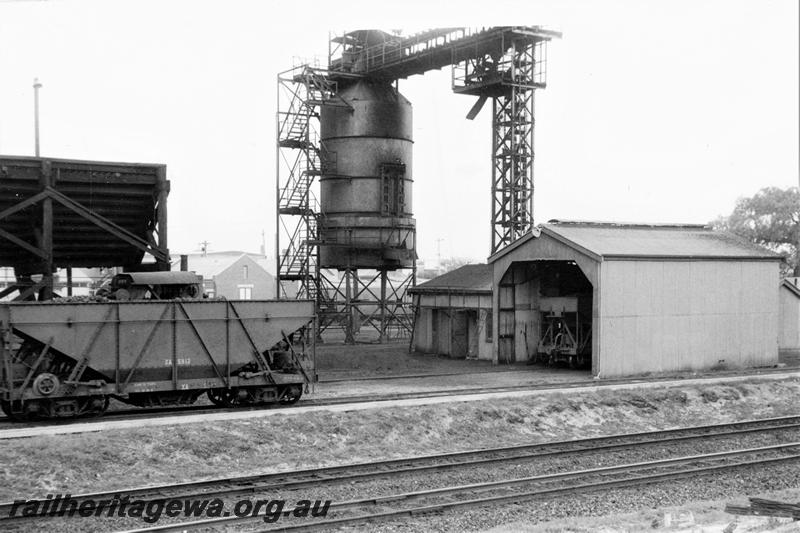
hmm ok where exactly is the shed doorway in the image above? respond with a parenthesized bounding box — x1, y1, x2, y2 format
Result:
(451, 310, 468, 358)
(449, 310, 480, 359)
(498, 260, 593, 369)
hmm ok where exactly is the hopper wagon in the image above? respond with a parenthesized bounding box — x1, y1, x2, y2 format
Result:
(0, 289, 315, 420)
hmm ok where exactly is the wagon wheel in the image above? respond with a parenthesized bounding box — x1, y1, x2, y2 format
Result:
(278, 385, 302, 405)
(91, 396, 110, 417)
(207, 388, 240, 407)
(0, 400, 33, 421)
(0, 400, 16, 419)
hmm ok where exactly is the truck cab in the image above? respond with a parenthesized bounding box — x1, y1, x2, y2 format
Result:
(97, 271, 204, 300)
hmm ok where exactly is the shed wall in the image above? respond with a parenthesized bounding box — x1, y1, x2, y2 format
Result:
(597, 260, 778, 377)
(779, 284, 800, 355)
(411, 293, 492, 360)
(413, 306, 432, 352)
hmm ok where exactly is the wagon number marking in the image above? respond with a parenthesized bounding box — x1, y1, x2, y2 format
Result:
(165, 358, 192, 366)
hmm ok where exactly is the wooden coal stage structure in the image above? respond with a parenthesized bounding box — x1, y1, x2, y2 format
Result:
(0, 155, 170, 299)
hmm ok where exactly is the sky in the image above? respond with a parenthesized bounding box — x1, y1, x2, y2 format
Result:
(0, 0, 797, 269)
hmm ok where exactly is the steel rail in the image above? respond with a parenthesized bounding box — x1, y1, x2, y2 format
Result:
(2, 370, 795, 429)
(0, 383, 562, 427)
(122, 444, 800, 532)
(317, 367, 528, 383)
(265, 453, 800, 533)
(0, 382, 619, 429)
(4, 415, 800, 525)
(318, 364, 800, 385)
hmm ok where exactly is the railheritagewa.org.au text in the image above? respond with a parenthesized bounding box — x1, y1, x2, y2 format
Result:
(8, 494, 331, 523)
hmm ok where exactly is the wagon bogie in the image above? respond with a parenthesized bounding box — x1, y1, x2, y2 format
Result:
(1, 395, 109, 420)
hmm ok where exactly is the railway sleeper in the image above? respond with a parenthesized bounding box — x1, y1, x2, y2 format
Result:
(1, 383, 303, 420)
(1, 395, 108, 420)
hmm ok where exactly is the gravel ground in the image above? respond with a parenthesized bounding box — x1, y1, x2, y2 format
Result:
(351, 460, 800, 533)
(5, 379, 800, 532)
(8, 427, 800, 532)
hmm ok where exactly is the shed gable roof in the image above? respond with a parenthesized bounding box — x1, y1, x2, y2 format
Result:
(783, 278, 800, 299)
(489, 221, 780, 263)
(409, 264, 492, 294)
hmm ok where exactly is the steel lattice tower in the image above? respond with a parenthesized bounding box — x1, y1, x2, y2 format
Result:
(277, 27, 559, 342)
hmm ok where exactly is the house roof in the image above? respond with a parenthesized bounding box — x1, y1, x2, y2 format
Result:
(172, 252, 272, 279)
(409, 264, 493, 294)
(489, 220, 781, 263)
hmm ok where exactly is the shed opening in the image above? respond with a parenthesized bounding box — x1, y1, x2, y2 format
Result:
(498, 260, 593, 369)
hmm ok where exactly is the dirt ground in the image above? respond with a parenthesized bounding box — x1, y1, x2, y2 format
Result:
(313, 341, 590, 398)
(311, 341, 795, 401)
(315, 340, 526, 376)
(315, 340, 797, 379)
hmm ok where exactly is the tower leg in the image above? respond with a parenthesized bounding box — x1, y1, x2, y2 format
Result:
(379, 270, 388, 343)
(344, 268, 355, 344)
(352, 270, 361, 338)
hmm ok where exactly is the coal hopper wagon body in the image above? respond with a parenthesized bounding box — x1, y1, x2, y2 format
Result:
(0, 297, 315, 419)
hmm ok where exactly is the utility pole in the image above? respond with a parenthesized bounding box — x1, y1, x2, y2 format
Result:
(436, 237, 445, 274)
(32, 78, 53, 298)
(33, 78, 42, 156)
(261, 229, 266, 257)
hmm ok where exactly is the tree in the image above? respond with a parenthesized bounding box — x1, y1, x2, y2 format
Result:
(712, 186, 800, 276)
(440, 256, 474, 273)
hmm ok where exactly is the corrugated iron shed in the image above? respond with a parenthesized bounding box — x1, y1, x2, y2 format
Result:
(410, 263, 494, 360)
(487, 220, 782, 377)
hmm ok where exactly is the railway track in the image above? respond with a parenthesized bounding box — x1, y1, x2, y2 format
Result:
(4, 415, 800, 531)
(317, 364, 798, 384)
(2, 368, 796, 432)
(317, 367, 531, 383)
(0, 385, 529, 433)
(132, 445, 800, 533)
(0, 381, 651, 431)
